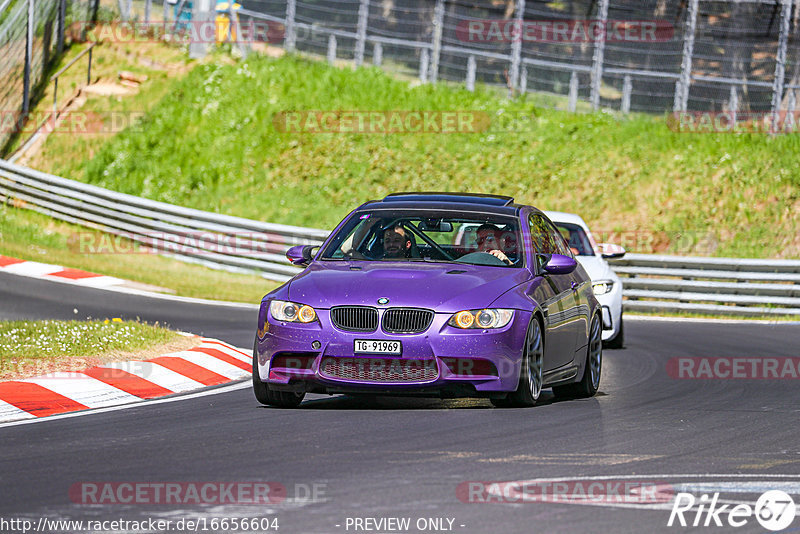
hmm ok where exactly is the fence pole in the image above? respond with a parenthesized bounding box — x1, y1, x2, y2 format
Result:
(188, 0, 212, 59)
(466, 55, 475, 91)
(57, 0, 66, 55)
(621, 75, 632, 114)
(429, 0, 445, 83)
(419, 48, 429, 83)
(145, 0, 152, 23)
(23, 0, 33, 116)
(675, 0, 698, 112)
(770, 0, 792, 134)
(519, 64, 527, 95)
(568, 71, 578, 112)
(92, 0, 100, 24)
(284, 0, 296, 52)
(164, 0, 170, 22)
(230, 3, 249, 59)
(327, 34, 336, 65)
(590, 0, 609, 110)
(786, 90, 796, 132)
(373, 42, 382, 66)
(729, 85, 738, 125)
(354, 0, 369, 66)
(508, 0, 525, 96)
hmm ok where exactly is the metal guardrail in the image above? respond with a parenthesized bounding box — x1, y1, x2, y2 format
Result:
(1, 159, 799, 315)
(0, 160, 326, 282)
(610, 254, 800, 317)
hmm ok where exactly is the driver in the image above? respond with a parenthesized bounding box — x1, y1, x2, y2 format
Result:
(382, 224, 413, 259)
(476, 224, 513, 265)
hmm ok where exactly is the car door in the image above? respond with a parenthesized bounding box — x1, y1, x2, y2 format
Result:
(543, 218, 589, 356)
(528, 213, 575, 370)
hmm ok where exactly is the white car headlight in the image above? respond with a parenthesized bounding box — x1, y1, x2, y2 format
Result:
(449, 309, 514, 329)
(592, 281, 614, 296)
(269, 300, 317, 323)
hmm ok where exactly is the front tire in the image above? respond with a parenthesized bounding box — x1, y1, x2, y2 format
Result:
(492, 318, 543, 408)
(604, 314, 624, 349)
(553, 313, 602, 399)
(252, 342, 305, 408)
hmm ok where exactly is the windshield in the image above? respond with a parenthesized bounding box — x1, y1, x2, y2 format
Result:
(320, 210, 523, 268)
(554, 222, 595, 256)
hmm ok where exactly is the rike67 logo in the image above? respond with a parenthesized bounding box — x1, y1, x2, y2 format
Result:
(668, 490, 796, 531)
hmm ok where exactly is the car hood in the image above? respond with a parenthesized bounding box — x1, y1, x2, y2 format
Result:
(575, 255, 616, 282)
(288, 261, 530, 312)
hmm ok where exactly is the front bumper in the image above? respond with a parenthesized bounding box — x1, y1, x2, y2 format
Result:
(595, 281, 623, 341)
(255, 308, 531, 396)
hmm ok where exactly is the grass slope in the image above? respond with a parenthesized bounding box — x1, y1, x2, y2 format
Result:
(29, 54, 800, 258)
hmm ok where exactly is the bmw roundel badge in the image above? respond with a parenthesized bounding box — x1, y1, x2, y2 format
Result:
(377, 297, 390, 305)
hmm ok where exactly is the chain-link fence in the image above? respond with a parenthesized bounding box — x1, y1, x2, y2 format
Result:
(0, 0, 100, 152)
(230, 0, 800, 118)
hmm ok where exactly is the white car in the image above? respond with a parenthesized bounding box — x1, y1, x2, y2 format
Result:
(545, 211, 626, 348)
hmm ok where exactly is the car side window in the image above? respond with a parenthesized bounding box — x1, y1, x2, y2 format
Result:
(545, 220, 574, 258)
(529, 214, 558, 270)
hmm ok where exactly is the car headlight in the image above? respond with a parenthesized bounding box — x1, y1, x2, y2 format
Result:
(592, 281, 614, 296)
(269, 300, 317, 323)
(448, 309, 514, 329)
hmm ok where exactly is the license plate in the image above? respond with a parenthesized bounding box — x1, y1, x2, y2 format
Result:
(354, 339, 402, 354)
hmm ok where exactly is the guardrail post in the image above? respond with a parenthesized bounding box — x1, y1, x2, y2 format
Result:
(568, 71, 578, 112)
(429, 0, 445, 83)
(284, 0, 296, 52)
(519, 64, 527, 95)
(164, 0, 170, 22)
(57, 0, 66, 55)
(373, 42, 382, 66)
(145, 0, 152, 23)
(770, 0, 792, 134)
(354, 0, 369, 66)
(419, 48, 429, 83)
(466, 55, 476, 91)
(508, 0, 525, 96)
(590, 0, 609, 110)
(327, 34, 337, 65)
(729, 85, 738, 125)
(621, 75, 632, 114)
(675, 0, 698, 112)
(23, 0, 33, 116)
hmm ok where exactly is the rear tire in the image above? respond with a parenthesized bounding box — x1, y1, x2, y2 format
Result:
(492, 318, 543, 408)
(604, 315, 624, 349)
(553, 313, 602, 399)
(252, 342, 305, 408)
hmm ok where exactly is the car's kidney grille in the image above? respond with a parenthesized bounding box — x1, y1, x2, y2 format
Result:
(330, 306, 378, 332)
(320, 357, 438, 382)
(382, 308, 434, 334)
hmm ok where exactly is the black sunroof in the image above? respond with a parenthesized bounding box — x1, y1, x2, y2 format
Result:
(382, 192, 514, 207)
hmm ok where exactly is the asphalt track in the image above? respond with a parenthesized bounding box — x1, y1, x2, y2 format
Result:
(1, 270, 800, 534)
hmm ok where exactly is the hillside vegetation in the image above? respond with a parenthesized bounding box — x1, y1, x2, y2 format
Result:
(38, 54, 800, 259)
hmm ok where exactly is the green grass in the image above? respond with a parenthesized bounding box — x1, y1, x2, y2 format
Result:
(0, 204, 278, 303)
(28, 53, 797, 259)
(0, 319, 182, 379)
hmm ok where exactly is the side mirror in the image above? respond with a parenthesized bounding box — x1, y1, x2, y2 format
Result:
(286, 245, 318, 266)
(599, 243, 626, 259)
(542, 253, 577, 275)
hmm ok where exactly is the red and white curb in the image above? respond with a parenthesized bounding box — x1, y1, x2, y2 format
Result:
(0, 337, 252, 423)
(0, 255, 258, 309)
(0, 255, 128, 288)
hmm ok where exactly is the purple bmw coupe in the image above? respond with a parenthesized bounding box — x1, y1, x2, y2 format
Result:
(253, 193, 602, 408)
